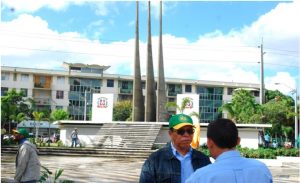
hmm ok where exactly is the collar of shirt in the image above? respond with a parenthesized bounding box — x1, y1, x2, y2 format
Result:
(170, 141, 192, 158)
(215, 150, 241, 162)
(19, 138, 27, 145)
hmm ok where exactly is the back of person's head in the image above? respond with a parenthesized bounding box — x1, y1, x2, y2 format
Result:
(207, 118, 238, 148)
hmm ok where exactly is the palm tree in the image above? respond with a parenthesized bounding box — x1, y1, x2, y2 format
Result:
(219, 102, 237, 122)
(32, 111, 44, 143)
(165, 97, 191, 113)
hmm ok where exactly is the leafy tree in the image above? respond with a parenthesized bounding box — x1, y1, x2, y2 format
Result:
(261, 97, 294, 140)
(32, 111, 45, 143)
(51, 109, 69, 120)
(113, 100, 132, 121)
(1, 89, 31, 133)
(165, 97, 191, 114)
(220, 89, 260, 123)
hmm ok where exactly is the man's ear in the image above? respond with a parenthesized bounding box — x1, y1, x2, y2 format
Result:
(207, 138, 213, 148)
(237, 137, 241, 146)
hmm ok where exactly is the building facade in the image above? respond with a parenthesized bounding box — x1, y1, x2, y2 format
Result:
(1, 63, 260, 122)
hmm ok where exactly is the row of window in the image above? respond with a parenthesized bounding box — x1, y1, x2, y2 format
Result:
(1, 87, 64, 100)
(1, 73, 66, 85)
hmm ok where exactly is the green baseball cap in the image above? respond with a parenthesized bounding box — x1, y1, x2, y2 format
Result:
(13, 128, 29, 138)
(169, 114, 194, 130)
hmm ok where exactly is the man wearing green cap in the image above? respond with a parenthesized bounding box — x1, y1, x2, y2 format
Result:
(139, 114, 211, 183)
(13, 128, 40, 183)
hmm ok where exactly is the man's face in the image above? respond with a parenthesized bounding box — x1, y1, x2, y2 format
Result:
(169, 126, 194, 150)
(13, 134, 24, 142)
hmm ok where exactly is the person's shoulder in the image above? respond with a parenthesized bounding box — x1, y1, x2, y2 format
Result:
(147, 146, 170, 159)
(244, 157, 269, 168)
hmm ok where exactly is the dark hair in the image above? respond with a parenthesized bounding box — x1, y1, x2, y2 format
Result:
(207, 118, 239, 148)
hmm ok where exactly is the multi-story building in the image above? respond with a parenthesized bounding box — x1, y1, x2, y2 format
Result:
(1, 62, 260, 122)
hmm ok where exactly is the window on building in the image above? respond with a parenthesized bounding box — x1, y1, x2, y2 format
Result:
(1, 72, 9, 81)
(253, 90, 260, 97)
(20, 88, 28, 97)
(185, 85, 192, 93)
(57, 76, 65, 84)
(107, 79, 114, 87)
(56, 90, 64, 99)
(21, 74, 29, 81)
(40, 76, 46, 85)
(121, 81, 129, 89)
(1, 87, 9, 96)
(142, 81, 145, 89)
(56, 106, 63, 110)
(227, 87, 235, 95)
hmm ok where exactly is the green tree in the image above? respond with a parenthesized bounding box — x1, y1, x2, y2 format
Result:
(51, 109, 69, 120)
(165, 97, 191, 114)
(32, 111, 45, 143)
(1, 89, 31, 133)
(44, 109, 69, 146)
(113, 100, 132, 121)
(220, 89, 260, 123)
(261, 97, 294, 141)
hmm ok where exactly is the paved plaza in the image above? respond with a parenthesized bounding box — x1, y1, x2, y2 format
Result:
(1, 154, 299, 183)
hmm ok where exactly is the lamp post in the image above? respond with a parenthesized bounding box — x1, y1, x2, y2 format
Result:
(84, 89, 87, 121)
(275, 83, 298, 147)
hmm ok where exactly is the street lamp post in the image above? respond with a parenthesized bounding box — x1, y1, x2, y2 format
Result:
(84, 89, 87, 121)
(275, 83, 298, 147)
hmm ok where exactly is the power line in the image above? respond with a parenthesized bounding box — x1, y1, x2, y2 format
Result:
(1, 30, 299, 56)
(1, 45, 298, 68)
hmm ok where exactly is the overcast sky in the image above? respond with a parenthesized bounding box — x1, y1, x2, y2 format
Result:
(1, 0, 299, 95)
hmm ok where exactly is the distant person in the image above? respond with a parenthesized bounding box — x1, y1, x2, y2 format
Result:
(264, 133, 270, 148)
(71, 128, 78, 147)
(139, 114, 211, 183)
(13, 128, 40, 183)
(186, 118, 273, 183)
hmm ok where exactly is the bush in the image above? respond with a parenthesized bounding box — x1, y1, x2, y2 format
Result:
(198, 146, 299, 159)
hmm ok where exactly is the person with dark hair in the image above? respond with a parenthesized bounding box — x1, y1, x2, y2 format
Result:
(13, 128, 41, 183)
(71, 128, 78, 147)
(139, 114, 211, 183)
(186, 118, 273, 183)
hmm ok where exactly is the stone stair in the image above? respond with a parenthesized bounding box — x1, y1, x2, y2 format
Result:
(96, 123, 162, 150)
(1, 146, 156, 159)
(2, 123, 163, 158)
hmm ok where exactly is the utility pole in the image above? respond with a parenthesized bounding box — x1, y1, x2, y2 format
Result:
(259, 38, 265, 104)
(84, 89, 87, 121)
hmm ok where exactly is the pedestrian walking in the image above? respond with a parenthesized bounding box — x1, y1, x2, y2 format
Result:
(13, 128, 41, 183)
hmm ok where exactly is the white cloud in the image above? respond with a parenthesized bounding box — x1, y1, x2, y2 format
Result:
(0, 1, 299, 92)
(265, 72, 296, 95)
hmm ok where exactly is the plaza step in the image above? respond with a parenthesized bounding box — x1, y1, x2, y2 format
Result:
(1, 146, 157, 159)
(96, 123, 162, 150)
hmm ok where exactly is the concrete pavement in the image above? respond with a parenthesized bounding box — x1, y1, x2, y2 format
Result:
(1, 154, 299, 183)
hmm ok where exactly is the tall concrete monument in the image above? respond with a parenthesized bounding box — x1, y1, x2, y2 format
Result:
(145, 1, 156, 121)
(156, 1, 168, 122)
(132, 1, 144, 121)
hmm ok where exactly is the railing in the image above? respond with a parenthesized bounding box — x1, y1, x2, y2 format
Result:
(33, 98, 51, 105)
(119, 88, 133, 94)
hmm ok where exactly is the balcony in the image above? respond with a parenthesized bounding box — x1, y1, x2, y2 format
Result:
(119, 88, 133, 95)
(33, 98, 52, 105)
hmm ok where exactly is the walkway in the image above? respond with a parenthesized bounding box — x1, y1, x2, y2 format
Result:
(1, 154, 299, 183)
